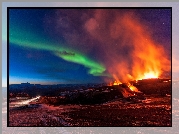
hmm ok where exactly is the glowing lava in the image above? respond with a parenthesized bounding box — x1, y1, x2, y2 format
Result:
(144, 72, 158, 79)
(113, 81, 122, 85)
(137, 71, 159, 80)
(127, 83, 138, 92)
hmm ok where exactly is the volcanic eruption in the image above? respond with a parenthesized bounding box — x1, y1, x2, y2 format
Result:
(85, 10, 171, 97)
(84, 10, 170, 84)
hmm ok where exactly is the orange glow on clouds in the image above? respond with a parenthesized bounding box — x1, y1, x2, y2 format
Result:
(110, 12, 170, 82)
(84, 10, 170, 83)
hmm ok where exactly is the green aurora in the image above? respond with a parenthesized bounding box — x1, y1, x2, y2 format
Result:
(10, 27, 107, 77)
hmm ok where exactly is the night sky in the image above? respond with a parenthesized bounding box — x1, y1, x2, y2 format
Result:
(9, 8, 171, 85)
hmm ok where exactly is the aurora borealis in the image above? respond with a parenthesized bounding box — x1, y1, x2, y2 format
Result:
(10, 26, 106, 76)
(9, 8, 171, 84)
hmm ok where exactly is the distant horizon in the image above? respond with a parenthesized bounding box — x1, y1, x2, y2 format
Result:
(9, 75, 172, 86)
(8, 77, 173, 86)
(9, 82, 107, 85)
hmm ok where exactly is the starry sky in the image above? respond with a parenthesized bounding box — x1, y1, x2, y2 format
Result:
(9, 8, 171, 85)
